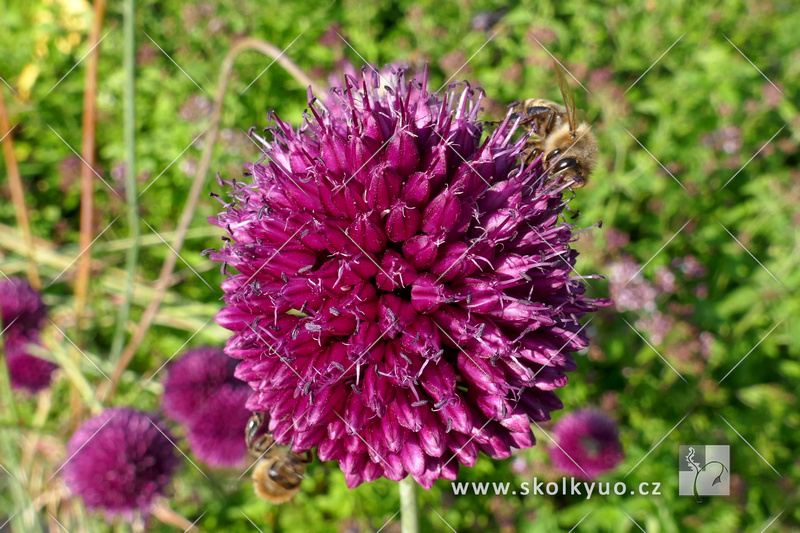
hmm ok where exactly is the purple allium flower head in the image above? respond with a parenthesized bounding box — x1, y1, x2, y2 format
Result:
(161, 346, 251, 466)
(184, 383, 252, 467)
(0, 277, 57, 392)
(63, 408, 179, 519)
(0, 277, 47, 337)
(4, 342, 58, 392)
(209, 66, 611, 489)
(549, 410, 623, 479)
(162, 346, 241, 424)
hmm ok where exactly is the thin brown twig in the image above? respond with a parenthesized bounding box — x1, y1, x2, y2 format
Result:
(70, 0, 106, 430)
(0, 86, 41, 289)
(100, 37, 325, 401)
(74, 0, 107, 323)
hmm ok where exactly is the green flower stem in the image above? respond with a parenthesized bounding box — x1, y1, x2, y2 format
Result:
(0, 333, 25, 531)
(400, 476, 419, 533)
(110, 0, 139, 360)
(0, 344, 19, 424)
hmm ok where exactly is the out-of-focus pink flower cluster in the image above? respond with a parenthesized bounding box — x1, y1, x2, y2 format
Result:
(63, 408, 179, 520)
(0, 277, 57, 392)
(548, 409, 623, 479)
(604, 232, 714, 371)
(161, 347, 252, 467)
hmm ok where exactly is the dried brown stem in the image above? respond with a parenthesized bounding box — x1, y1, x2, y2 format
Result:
(74, 0, 107, 322)
(69, 0, 106, 429)
(100, 38, 325, 401)
(151, 500, 201, 531)
(0, 87, 40, 289)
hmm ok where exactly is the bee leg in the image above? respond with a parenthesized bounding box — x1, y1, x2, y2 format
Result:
(269, 460, 303, 488)
(269, 465, 301, 489)
(520, 106, 556, 136)
(245, 412, 266, 448)
(249, 433, 276, 458)
(524, 146, 542, 165)
(297, 451, 313, 464)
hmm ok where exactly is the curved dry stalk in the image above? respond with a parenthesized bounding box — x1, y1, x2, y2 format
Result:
(151, 499, 201, 531)
(100, 38, 326, 401)
(0, 87, 40, 289)
(29, 484, 70, 513)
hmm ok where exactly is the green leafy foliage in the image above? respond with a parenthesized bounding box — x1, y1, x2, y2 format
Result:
(1, 0, 798, 531)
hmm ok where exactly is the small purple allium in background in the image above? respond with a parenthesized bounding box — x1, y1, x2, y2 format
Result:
(0, 277, 57, 392)
(4, 345, 58, 393)
(161, 346, 251, 466)
(209, 66, 611, 488)
(0, 277, 47, 335)
(183, 383, 252, 467)
(63, 408, 179, 520)
(548, 410, 623, 479)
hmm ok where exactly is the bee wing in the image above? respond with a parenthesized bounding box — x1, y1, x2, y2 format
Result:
(554, 61, 578, 135)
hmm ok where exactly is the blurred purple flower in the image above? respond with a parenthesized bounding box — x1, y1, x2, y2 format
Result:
(184, 382, 251, 467)
(470, 10, 506, 33)
(549, 410, 623, 479)
(699, 331, 714, 358)
(609, 257, 658, 312)
(604, 228, 629, 254)
(654, 267, 676, 294)
(0, 277, 46, 338)
(161, 346, 251, 467)
(162, 346, 240, 424)
(0, 277, 57, 393)
(4, 342, 57, 392)
(673, 255, 707, 280)
(64, 408, 179, 519)
(700, 125, 742, 154)
(636, 311, 674, 345)
(209, 66, 610, 488)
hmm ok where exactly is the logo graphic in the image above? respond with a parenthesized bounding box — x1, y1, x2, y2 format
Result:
(679, 445, 729, 502)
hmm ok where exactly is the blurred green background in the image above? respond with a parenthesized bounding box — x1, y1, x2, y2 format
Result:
(1, 0, 798, 531)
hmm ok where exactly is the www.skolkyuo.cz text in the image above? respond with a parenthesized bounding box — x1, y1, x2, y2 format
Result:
(451, 478, 662, 499)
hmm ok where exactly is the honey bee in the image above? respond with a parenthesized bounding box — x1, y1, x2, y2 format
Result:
(511, 62, 598, 188)
(245, 411, 312, 504)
